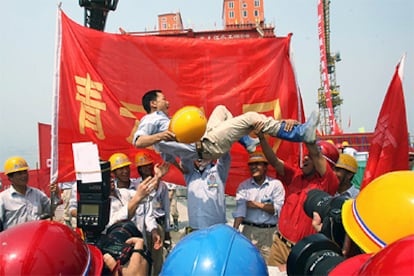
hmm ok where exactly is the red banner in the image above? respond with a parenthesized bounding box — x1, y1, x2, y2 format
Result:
(38, 123, 52, 169)
(360, 56, 409, 190)
(52, 10, 304, 195)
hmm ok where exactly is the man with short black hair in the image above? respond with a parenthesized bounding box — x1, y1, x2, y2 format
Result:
(0, 156, 58, 231)
(133, 90, 319, 164)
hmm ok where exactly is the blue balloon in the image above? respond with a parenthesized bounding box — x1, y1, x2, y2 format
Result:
(161, 224, 268, 275)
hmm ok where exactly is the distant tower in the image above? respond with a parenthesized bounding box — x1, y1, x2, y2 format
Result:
(158, 12, 184, 31)
(222, 0, 265, 29)
(317, 0, 343, 134)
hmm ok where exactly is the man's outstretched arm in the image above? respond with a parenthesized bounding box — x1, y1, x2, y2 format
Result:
(253, 121, 285, 176)
(134, 130, 176, 148)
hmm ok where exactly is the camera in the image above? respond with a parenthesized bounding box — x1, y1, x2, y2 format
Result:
(96, 220, 151, 266)
(287, 233, 345, 276)
(76, 161, 151, 269)
(77, 160, 111, 235)
(303, 189, 347, 248)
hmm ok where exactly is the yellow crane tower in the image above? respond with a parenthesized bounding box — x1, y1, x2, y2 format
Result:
(317, 0, 343, 134)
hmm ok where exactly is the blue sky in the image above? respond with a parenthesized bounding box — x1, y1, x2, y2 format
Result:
(1, 0, 413, 168)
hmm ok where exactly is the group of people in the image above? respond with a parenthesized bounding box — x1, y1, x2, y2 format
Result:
(131, 89, 365, 271)
(1, 88, 412, 275)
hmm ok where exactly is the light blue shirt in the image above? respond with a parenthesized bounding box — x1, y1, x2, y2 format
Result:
(131, 177, 171, 229)
(182, 152, 231, 229)
(133, 111, 199, 162)
(233, 176, 285, 225)
(128, 180, 159, 233)
(336, 185, 359, 199)
(0, 185, 51, 230)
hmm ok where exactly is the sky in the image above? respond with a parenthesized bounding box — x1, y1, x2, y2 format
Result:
(1, 0, 413, 168)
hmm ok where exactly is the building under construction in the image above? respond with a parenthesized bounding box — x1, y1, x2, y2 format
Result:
(317, 0, 343, 135)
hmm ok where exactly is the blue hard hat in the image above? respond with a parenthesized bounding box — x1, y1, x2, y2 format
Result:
(161, 224, 268, 275)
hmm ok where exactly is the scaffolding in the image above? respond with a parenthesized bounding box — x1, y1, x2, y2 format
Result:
(317, 0, 343, 134)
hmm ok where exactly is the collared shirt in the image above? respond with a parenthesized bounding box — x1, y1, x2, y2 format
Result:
(107, 188, 130, 228)
(128, 179, 158, 233)
(336, 185, 359, 199)
(182, 152, 231, 229)
(233, 175, 285, 225)
(277, 164, 339, 243)
(132, 111, 198, 162)
(129, 177, 170, 218)
(0, 185, 50, 230)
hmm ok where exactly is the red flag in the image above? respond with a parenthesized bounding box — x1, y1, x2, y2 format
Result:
(38, 123, 52, 169)
(51, 10, 304, 195)
(360, 55, 409, 190)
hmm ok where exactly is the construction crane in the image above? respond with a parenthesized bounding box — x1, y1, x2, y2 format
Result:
(317, 0, 343, 134)
(79, 0, 119, 31)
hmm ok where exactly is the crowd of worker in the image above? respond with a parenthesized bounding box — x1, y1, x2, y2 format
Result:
(0, 89, 413, 275)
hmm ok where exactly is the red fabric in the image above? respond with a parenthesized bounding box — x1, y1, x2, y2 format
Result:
(53, 11, 304, 196)
(38, 123, 51, 169)
(277, 163, 338, 243)
(360, 58, 409, 190)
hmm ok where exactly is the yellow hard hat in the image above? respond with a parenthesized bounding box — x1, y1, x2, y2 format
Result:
(4, 156, 29, 175)
(169, 106, 207, 144)
(135, 152, 154, 167)
(109, 153, 131, 171)
(335, 154, 358, 173)
(342, 171, 414, 254)
(326, 139, 334, 145)
(342, 141, 350, 147)
(248, 151, 268, 164)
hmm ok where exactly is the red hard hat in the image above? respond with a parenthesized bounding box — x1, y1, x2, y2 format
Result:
(317, 140, 340, 167)
(357, 234, 414, 275)
(330, 235, 414, 276)
(0, 220, 103, 275)
(329, 254, 372, 276)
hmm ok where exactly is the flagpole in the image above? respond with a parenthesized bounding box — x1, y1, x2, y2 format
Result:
(50, 6, 63, 184)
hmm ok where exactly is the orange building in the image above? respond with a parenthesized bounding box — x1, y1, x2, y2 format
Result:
(222, 0, 265, 29)
(158, 12, 184, 31)
(124, 0, 274, 39)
